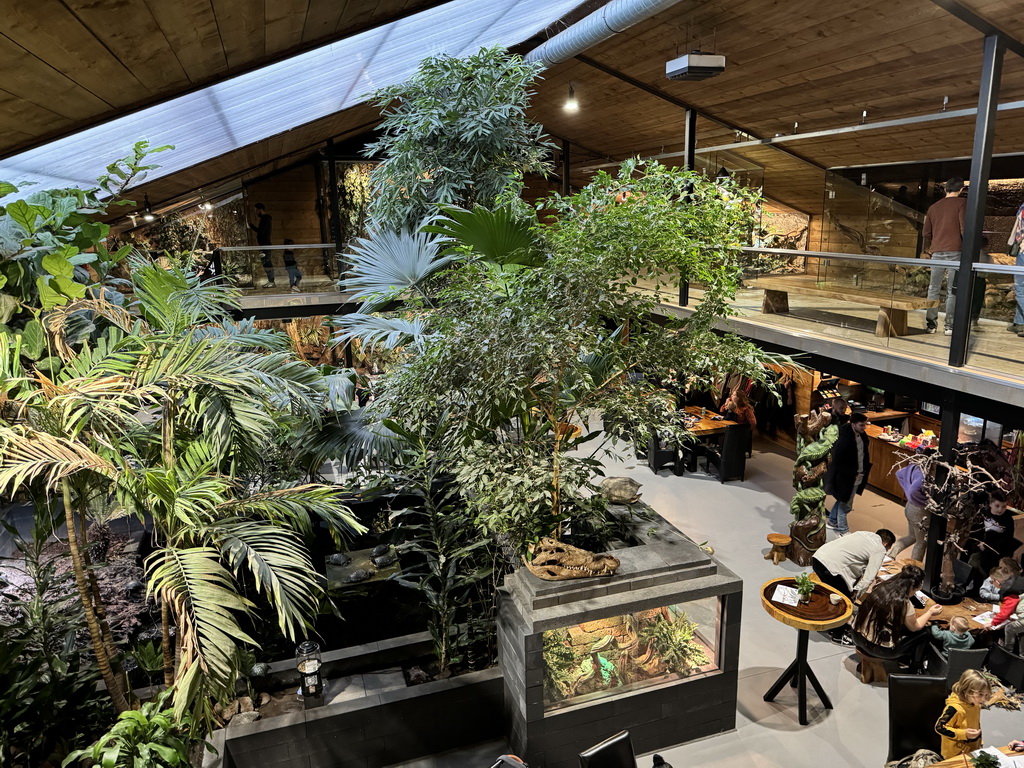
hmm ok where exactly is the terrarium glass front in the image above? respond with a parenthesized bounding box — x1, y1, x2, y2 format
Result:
(541, 596, 721, 711)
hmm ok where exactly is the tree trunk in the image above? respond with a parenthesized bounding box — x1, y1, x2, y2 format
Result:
(62, 480, 130, 713)
(162, 599, 175, 688)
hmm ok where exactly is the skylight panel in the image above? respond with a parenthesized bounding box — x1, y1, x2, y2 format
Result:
(0, 0, 584, 194)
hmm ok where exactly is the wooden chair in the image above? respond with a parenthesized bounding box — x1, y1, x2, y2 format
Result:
(765, 533, 791, 565)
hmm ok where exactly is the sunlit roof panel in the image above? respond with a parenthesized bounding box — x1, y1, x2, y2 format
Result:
(0, 0, 584, 193)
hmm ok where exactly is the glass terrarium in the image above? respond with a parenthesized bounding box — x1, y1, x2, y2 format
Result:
(540, 596, 721, 711)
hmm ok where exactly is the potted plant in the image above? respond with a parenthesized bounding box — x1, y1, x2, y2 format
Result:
(794, 572, 816, 604)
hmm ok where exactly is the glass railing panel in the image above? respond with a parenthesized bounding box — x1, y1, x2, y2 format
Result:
(214, 244, 339, 295)
(963, 263, 1024, 381)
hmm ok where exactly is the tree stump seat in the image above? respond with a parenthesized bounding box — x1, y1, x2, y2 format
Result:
(857, 649, 889, 684)
(766, 533, 792, 565)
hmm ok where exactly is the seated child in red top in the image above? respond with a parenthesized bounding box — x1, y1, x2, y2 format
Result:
(987, 562, 1024, 630)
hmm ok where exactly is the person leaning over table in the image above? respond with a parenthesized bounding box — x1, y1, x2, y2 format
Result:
(851, 564, 943, 672)
(812, 529, 895, 644)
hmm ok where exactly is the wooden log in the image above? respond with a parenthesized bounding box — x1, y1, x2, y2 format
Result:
(788, 515, 826, 567)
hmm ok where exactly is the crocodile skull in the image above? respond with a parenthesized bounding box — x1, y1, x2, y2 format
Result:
(522, 538, 621, 580)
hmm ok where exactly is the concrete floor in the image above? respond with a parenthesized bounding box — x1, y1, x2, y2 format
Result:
(391, 437, 1022, 768)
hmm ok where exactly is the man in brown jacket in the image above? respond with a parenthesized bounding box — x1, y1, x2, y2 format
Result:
(922, 177, 967, 335)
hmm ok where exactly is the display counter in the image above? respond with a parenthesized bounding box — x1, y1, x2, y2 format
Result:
(865, 423, 914, 499)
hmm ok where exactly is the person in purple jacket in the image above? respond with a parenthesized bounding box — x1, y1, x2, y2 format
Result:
(889, 457, 930, 562)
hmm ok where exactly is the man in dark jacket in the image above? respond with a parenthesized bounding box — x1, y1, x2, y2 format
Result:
(825, 412, 873, 536)
(250, 202, 274, 287)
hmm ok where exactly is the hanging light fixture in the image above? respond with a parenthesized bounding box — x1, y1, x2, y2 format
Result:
(564, 83, 579, 113)
(143, 194, 155, 222)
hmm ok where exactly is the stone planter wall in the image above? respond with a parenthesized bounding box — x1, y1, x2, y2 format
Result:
(203, 632, 503, 768)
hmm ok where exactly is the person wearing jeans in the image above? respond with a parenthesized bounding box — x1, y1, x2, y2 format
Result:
(1008, 201, 1024, 335)
(921, 177, 967, 334)
(925, 260, 958, 333)
(824, 412, 872, 535)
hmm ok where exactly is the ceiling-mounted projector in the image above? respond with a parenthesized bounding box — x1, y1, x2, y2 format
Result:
(665, 52, 726, 81)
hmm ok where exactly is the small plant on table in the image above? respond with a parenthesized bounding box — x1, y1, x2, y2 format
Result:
(794, 572, 816, 604)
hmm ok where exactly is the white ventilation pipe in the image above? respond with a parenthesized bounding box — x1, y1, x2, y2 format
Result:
(525, 0, 687, 67)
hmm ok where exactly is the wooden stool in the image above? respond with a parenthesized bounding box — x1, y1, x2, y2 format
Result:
(857, 650, 889, 684)
(765, 533, 792, 565)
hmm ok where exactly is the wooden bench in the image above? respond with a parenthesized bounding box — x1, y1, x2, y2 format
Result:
(747, 275, 939, 337)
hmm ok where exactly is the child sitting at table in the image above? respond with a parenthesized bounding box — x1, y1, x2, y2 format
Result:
(987, 562, 1024, 632)
(980, 557, 1021, 602)
(930, 615, 975, 655)
(935, 669, 991, 759)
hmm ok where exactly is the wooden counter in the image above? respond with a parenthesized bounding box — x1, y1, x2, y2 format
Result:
(864, 424, 915, 499)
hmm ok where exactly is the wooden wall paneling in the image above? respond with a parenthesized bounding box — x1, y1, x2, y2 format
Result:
(0, 88, 72, 144)
(245, 164, 320, 245)
(0, 0, 148, 107)
(210, 0, 266, 69)
(61, 0, 190, 92)
(265, 0, 312, 57)
(147, 0, 228, 81)
(335, 0, 387, 31)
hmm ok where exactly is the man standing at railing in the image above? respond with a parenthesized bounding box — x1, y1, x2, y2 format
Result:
(922, 177, 966, 335)
(250, 202, 275, 288)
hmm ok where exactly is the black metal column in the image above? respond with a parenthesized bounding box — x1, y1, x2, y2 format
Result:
(679, 108, 697, 307)
(924, 394, 961, 593)
(561, 139, 571, 197)
(949, 33, 1004, 367)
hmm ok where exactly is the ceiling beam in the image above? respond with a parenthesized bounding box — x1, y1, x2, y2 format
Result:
(931, 0, 1024, 59)
(573, 54, 827, 172)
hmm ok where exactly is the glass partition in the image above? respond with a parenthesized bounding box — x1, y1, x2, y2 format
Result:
(215, 244, 338, 295)
(964, 263, 1024, 377)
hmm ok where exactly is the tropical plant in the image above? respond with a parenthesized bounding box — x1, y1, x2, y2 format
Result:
(0, 257, 366, 722)
(0, 514, 108, 767)
(389, 438, 494, 675)
(638, 614, 709, 676)
(337, 161, 787, 554)
(61, 689, 199, 768)
(364, 45, 553, 232)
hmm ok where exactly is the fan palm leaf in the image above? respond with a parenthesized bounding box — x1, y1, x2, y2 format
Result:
(424, 205, 544, 266)
(342, 227, 453, 311)
(332, 314, 428, 351)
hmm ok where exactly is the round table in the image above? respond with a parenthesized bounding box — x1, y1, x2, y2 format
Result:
(760, 577, 853, 725)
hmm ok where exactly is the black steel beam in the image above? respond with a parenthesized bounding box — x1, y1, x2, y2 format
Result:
(679, 108, 697, 307)
(561, 139, 571, 196)
(949, 34, 1004, 367)
(932, 0, 1024, 60)
(573, 54, 827, 173)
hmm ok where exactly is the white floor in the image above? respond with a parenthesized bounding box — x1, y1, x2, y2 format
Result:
(393, 437, 1022, 768)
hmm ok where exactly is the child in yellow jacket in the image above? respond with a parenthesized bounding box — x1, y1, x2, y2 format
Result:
(935, 669, 991, 759)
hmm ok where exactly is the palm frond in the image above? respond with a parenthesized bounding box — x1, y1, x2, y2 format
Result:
(217, 483, 367, 539)
(206, 518, 323, 638)
(424, 205, 544, 266)
(342, 227, 453, 311)
(0, 426, 117, 492)
(42, 298, 138, 360)
(307, 409, 407, 468)
(146, 547, 256, 715)
(331, 314, 428, 351)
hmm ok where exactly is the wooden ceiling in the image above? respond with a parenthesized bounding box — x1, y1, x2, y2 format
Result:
(20, 0, 1024, 220)
(0, 0, 451, 156)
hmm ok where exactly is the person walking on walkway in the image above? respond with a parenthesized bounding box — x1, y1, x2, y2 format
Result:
(889, 457, 930, 563)
(825, 412, 872, 535)
(922, 177, 967, 335)
(250, 202, 275, 288)
(1008, 201, 1024, 336)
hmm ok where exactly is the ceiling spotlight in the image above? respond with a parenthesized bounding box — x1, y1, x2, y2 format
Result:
(143, 194, 155, 222)
(564, 84, 579, 113)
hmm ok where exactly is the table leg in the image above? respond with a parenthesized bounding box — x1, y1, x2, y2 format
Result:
(763, 629, 832, 726)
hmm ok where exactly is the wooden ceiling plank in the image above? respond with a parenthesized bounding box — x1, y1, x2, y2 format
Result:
(301, 0, 348, 44)
(210, 0, 267, 69)
(0, 34, 110, 119)
(145, 0, 228, 82)
(61, 0, 191, 93)
(0, 0, 149, 105)
(266, 0, 311, 58)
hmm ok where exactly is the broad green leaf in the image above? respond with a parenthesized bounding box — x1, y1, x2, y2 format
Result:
(6, 200, 40, 233)
(42, 251, 75, 278)
(0, 181, 17, 197)
(0, 292, 16, 325)
(53, 274, 87, 300)
(34, 356, 61, 375)
(19, 319, 44, 360)
(36, 276, 66, 310)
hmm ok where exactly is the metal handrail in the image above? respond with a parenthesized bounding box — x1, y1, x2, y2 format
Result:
(218, 243, 336, 251)
(737, 245, 960, 269)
